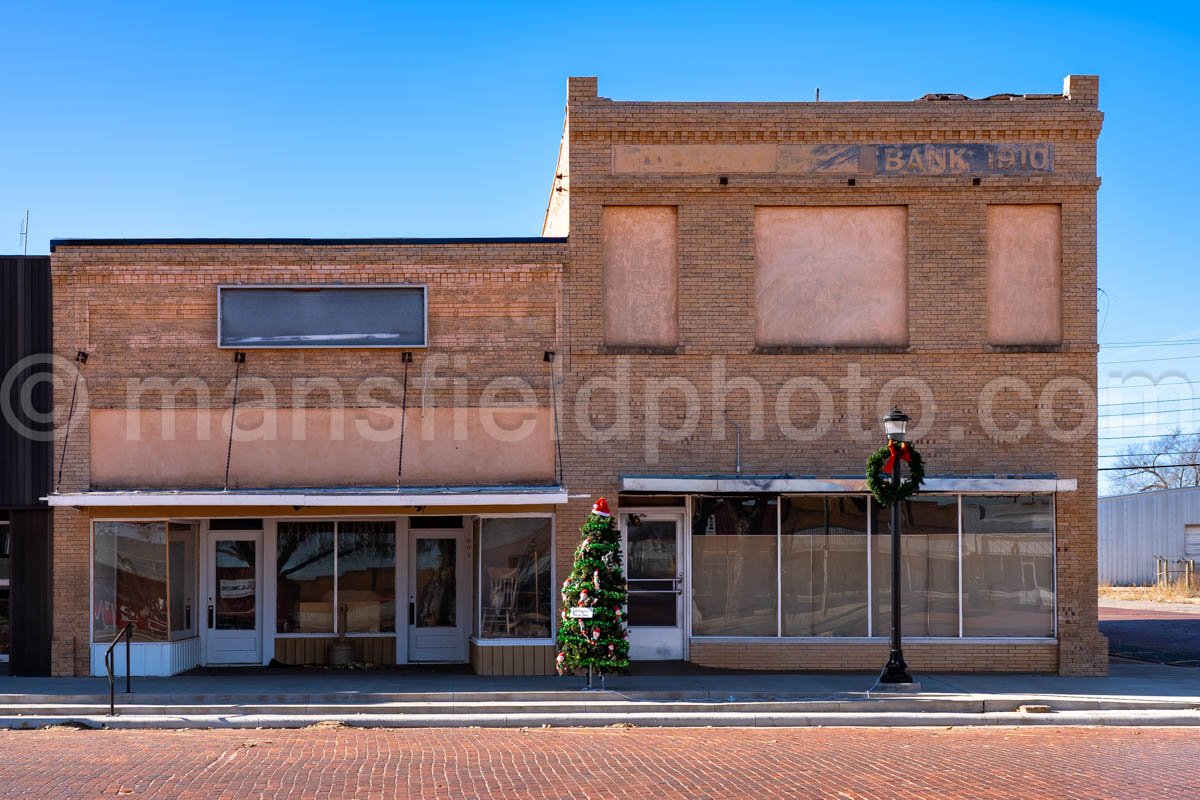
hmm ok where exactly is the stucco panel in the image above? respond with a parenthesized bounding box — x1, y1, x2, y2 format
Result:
(987, 204, 1062, 345)
(602, 206, 679, 347)
(90, 407, 554, 489)
(755, 206, 908, 346)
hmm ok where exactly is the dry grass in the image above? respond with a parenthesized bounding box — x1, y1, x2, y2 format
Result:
(1099, 581, 1200, 603)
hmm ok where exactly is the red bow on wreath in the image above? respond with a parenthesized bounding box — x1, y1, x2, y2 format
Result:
(883, 439, 912, 476)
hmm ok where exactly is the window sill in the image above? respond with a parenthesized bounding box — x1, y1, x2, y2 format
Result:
(601, 345, 681, 356)
(470, 636, 555, 647)
(753, 345, 911, 355)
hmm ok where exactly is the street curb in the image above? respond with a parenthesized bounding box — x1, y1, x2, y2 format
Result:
(6, 709, 1200, 730)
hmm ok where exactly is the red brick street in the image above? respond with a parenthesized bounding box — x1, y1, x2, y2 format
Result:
(1, 726, 1196, 799)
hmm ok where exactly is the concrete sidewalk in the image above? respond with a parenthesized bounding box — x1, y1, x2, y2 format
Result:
(2, 659, 1198, 729)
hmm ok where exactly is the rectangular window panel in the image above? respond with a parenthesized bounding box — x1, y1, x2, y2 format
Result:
(276, 521, 335, 633)
(691, 496, 778, 637)
(781, 496, 869, 637)
(168, 522, 198, 640)
(0, 587, 8, 661)
(871, 497, 959, 637)
(479, 518, 553, 639)
(337, 521, 396, 633)
(0, 523, 9, 581)
(755, 206, 908, 346)
(92, 522, 169, 643)
(219, 286, 426, 349)
(962, 495, 1055, 637)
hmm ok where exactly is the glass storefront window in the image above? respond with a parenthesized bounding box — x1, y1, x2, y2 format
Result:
(871, 496, 960, 637)
(692, 496, 778, 637)
(962, 495, 1055, 637)
(337, 521, 396, 633)
(0, 521, 8, 662)
(781, 496, 869, 636)
(276, 521, 335, 633)
(168, 523, 198, 640)
(479, 518, 553, 639)
(92, 522, 169, 643)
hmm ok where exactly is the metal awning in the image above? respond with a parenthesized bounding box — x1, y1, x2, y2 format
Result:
(619, 475, 1077, 494)
(45, 484, 568, 508)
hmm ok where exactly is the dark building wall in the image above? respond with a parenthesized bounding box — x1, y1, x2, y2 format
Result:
(1, 256, 53, 675)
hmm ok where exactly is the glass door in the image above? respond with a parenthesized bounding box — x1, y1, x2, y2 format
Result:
(407, 530, 468, 662)
(622, 512, 685, 660)
(204, 531, 263, 665)
(0, 521, 9, 665)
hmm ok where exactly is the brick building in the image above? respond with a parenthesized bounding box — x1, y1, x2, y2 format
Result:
(45, 75, 1105, 677)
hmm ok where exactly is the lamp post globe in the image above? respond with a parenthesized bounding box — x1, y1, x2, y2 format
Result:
(879, 407, 914, 685)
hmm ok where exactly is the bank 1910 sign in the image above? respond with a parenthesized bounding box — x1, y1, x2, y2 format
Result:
(877, 143, 1052, 175)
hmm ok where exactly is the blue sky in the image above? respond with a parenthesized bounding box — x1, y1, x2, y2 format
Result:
(2, 1, 1198, 488)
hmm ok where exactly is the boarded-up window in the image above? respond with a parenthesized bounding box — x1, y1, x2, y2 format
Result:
(987, 205, 1062, 345)
(602, 207, 678, 347)
(755, 207, 908, 346)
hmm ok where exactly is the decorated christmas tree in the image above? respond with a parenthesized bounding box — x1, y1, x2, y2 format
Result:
(556, 498, 630, 676)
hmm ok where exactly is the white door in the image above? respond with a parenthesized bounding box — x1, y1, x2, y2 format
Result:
(623, 512, 685, 660)
(204, 532, 263, 665)
(408, 530, 468, 662)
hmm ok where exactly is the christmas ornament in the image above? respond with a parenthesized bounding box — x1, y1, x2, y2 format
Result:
(556, 652, 565, 676)
(591, 498, 611, 517)
(593, 569, 601, 592)
(591, 627, 601, 642)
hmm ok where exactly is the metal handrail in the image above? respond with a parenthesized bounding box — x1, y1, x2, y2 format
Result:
(104, 622, 135, 716)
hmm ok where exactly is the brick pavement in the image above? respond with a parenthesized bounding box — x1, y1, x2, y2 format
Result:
(1, 726, 1196, 799)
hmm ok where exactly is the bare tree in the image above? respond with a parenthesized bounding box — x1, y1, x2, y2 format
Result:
(1109, 428, 1200, 494)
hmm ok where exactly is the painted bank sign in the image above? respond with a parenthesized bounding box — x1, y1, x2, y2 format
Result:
(613, 142, 1055, 176)
(877, 144, 1052, 175)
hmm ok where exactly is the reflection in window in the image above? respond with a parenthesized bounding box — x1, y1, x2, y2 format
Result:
(872, 497, 960, 637)
(692, 496, 778, 637)
(415, 538, 456, 627)
(781, 496, 869, 636)
(93, 522, 169, 643)
(479, 518, 552, 639)
(276, 521, 335, 633)
(168, 523, 198, 640)
(962, 496, 1054, 637)
(338, 522, 396, 633)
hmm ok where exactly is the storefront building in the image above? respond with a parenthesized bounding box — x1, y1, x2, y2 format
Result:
(47, 74, 1105, 676)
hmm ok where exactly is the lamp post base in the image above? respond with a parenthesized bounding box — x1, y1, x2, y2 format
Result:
(877, 650, 914, 685)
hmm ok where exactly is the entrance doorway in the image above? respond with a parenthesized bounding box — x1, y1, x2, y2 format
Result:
(204, 531, 263, 665)
(622, 511, 685, 660)
(407, 527, 468, 662)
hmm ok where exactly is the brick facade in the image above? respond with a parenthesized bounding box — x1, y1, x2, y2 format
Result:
(48, 75, 1105, 676)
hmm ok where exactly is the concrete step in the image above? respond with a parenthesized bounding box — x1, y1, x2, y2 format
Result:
(6, 708, 1200, 730)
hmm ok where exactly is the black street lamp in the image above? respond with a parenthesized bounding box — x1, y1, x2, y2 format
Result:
(878, 407, 914, 685)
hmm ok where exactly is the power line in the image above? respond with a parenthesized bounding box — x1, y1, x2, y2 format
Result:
(1098, 396, 1200, 411)
(1100, 338, 1200, 349)
(1100, 353, 1200, 366)
(1099, 462, 1200, 472)
(1100, 405, 1200, 419)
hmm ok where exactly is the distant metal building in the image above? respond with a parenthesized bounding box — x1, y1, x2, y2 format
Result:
(1099, 487, 1200, 585)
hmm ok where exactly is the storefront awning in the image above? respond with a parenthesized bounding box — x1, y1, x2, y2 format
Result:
(45, 484, 568, 508)
(619, 475, 1077, 494)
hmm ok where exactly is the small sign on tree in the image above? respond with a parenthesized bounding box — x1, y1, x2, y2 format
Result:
(557, 498, 629, 677)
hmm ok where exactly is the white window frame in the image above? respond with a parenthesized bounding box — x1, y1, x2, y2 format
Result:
(473, 512, 556, 646)
(216, 284, 429, 349)
(688, 492, 1058, 642)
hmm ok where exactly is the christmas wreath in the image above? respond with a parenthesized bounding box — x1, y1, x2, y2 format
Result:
(865, 439, 925, 507)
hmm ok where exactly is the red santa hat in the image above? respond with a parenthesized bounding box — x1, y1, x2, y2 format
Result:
(591, 498, 611, 517)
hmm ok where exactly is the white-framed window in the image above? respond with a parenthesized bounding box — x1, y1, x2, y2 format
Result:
(217, 285, 428, 349)
(690, 493, 1056, 640)
(92, 519, 199, 643)
(275, 520, 397, 635)
(476, 515, 554, 641)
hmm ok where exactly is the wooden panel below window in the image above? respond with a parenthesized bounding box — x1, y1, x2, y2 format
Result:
(274, 636, 396, 666)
